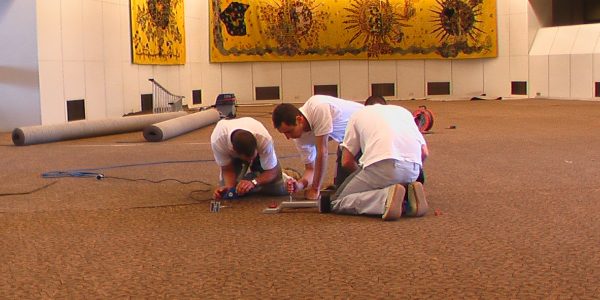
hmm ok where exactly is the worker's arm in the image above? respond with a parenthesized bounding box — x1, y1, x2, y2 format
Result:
(304, 134, 328, 200)
(286, 162, 314, 194)
(341, 147, 359, 173)
(236, 163, 282, 196)
(421, 144, 429, 162)
(214, 163, 237, 199)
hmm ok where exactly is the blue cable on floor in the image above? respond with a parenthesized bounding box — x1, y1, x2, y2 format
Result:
(40, 158, 216, 186)
(39, 153, 312, 187)
(42, 171, 102, 179)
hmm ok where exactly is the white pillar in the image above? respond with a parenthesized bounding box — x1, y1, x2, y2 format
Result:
(0, 0, 41, 131)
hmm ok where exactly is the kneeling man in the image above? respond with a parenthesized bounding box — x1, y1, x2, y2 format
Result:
(323, 104, 429, 221)
(211, 117, 287, 199)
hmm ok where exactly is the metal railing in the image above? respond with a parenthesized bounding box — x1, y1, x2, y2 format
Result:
(149, 79, 184, 113)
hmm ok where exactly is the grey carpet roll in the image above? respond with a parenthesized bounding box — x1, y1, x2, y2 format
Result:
(12, 112, 187, 146)
(143, 108, 220, 142)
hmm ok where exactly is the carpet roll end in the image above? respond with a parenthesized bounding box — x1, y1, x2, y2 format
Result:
(143, 125, 164, 142)
(11, 128, 26, 146)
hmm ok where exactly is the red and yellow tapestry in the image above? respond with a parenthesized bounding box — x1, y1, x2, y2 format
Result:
(210, 0, 498, 62)
(130, 0, 186, 65)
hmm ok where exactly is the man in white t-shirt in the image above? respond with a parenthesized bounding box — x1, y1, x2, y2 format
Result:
(210, 117, 287, 199)
(321, 104, 429, 221)
(272, 95, 363, 200)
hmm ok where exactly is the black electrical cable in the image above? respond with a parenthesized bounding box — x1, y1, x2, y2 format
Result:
(0, 181, 58, 197)
(125, 202, 210, 210)
(99, 175, 212, 187)
(40, 159, 217, 204)
(40, 158, 217, 185)
(188, 188, 215, 202)
(36, 153, 337, 203)
(43, 158, 216, 174)
(42, 171, 213, 190)
(38, 153, 316, 181)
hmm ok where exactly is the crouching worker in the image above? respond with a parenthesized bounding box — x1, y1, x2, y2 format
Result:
(210, 117, 287, 199)
(320, 104, 430, 221)
(271, 95, 363, 200)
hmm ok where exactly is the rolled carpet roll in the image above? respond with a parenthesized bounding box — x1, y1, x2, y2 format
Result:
(12, 111, 187, 146)
(143, 108, 221, 142)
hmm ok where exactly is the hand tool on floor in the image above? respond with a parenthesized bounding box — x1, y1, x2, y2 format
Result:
(262, 200, 319, 214)
(262, 192, 318, 214)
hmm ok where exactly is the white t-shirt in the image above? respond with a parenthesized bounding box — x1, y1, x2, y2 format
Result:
(210, 117, 278, 170)
(341, 104, 427, 168)
(295, 95, 363, 164)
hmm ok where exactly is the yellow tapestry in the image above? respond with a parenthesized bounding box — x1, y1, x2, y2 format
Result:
(210, 0, 498, 62)
(130, 0, 186, 65)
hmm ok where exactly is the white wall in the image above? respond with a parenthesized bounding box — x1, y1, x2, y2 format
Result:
(529, 27, 556, 97)
(0, 0, 41, 131)
(571, 26, 599, 99)
(2, 0, 566, 129)
(529, 23, 600, 99)
(36, 0, 218, 125)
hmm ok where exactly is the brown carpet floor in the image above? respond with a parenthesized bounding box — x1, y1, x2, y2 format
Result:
(1, 99, 599, 298)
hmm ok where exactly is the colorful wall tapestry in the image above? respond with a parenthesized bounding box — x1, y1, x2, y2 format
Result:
(130, 0, 186, 65)
(210, 0, 498, 62)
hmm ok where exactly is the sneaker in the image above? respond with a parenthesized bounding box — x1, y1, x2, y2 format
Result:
(319, 194, 331, 213)
(405, 182, 428, 217)
(382, 184, 405, 221)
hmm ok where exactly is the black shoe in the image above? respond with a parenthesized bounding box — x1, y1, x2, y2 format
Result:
(319, 194, 331, 213)
(321, 186, 336, 198)
(416, 169, 426, 184)
(323, 184, 337, 192)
